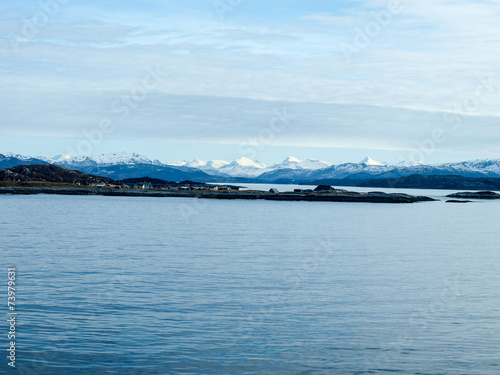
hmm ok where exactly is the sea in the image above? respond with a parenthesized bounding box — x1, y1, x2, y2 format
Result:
(2, 185, 500, 374)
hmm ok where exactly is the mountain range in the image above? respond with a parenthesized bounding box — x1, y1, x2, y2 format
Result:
(1, 152, 500, 183)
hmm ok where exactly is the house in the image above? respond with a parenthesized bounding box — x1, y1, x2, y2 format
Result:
(217, 185, 242, 191)
(294, 189, 304, 193)
(207, 185, 219, 191)
(269, 188, 279, 194)
(134, 182, 153, 190)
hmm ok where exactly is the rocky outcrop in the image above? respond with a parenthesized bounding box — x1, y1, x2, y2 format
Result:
(0, 186, 436, 203)
(0, 164, 119, 185)
(446, 191, 500, 199)
(314, 185, 336, 192)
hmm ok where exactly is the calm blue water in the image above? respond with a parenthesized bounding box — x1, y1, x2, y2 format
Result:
(1, 191, 500, 374)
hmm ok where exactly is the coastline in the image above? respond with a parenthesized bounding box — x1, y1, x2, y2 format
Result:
(0, 186, 436, 203)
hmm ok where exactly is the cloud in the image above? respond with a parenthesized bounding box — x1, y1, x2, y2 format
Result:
(0, 87, 498, 154)
(1, 0, 500, 157)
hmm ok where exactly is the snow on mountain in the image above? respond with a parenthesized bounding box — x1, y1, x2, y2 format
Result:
(51, 154, 72, 162)
(88, 152, 155, 166)
(163, 160, 188, 167)
(206, 160, 230, 169)
(174, 159, 231, 176)
(0, 152, 50, 169)
(3, 151, 500, 181)
(272, 156, 332, 170)
(298, 162, 389, 181)
(230, 157, 267, 168)
(359, 157, 385, 166)
(164, 159, 231, 170)
(184, 159, 207, 168)
(397, 160, 424, 167)
(216, 157, 269, 178)
(58, 152, 163, 167)
(444, 159, 500, 176)
(1, 152, 34, 161)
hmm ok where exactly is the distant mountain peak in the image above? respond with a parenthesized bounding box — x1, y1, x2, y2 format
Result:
(206, 160, 229, 168)
(232, 157, 267, 168)
(51, 154, 72, 162)
(186, 159, 207, 168)
(3, 152, 500, 182)
(359, 157, 384, 166)
(283, 156, 301, 163)
(1, 152, 32, 160)
(398, 160, 424, 167)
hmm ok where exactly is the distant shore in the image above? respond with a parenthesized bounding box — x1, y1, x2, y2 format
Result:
(0, 185, 436, 203)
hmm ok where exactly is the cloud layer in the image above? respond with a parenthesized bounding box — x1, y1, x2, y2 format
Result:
(1, 0, 499, 156)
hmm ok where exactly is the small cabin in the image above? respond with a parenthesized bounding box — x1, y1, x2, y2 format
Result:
(134, 182, 153, 190)
(269, 188, 279, 194)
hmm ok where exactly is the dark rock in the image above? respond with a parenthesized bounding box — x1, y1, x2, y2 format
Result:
(314, 185, 335, 192)
(0, 164, 120, 186)
(0, 186, 437, 203)
(446, 200, 472, 203)
(446, 191, 500, 199)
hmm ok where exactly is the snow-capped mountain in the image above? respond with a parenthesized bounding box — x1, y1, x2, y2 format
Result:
(0, 152, 209, 181)
(259, 159, 389, 182)
(217, 157, 269, 178)
(0, 152, 49, 169)
(2, 152, 500, 182)
(164, 156, 332, 178)
(56, 152, 163, 168)
(359, 157, 385, 166)
(271, 156, 332, 170)
(183, 159, 207, 168)
(446, 159, 500, 176)
(170, 159, 231, 174)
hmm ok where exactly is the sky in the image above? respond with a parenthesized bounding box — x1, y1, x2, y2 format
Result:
(1, 0, 500, 165)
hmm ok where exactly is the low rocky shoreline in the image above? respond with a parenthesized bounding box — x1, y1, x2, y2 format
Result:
(0, 186, 436, 203)
(446, 191, 500, 199)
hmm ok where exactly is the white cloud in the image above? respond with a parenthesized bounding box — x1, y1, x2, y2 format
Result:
(1, 0, 500, 156)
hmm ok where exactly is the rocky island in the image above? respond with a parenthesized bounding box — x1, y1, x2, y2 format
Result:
(0, 164, 436, 203)
(446, 191, 500, 199)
